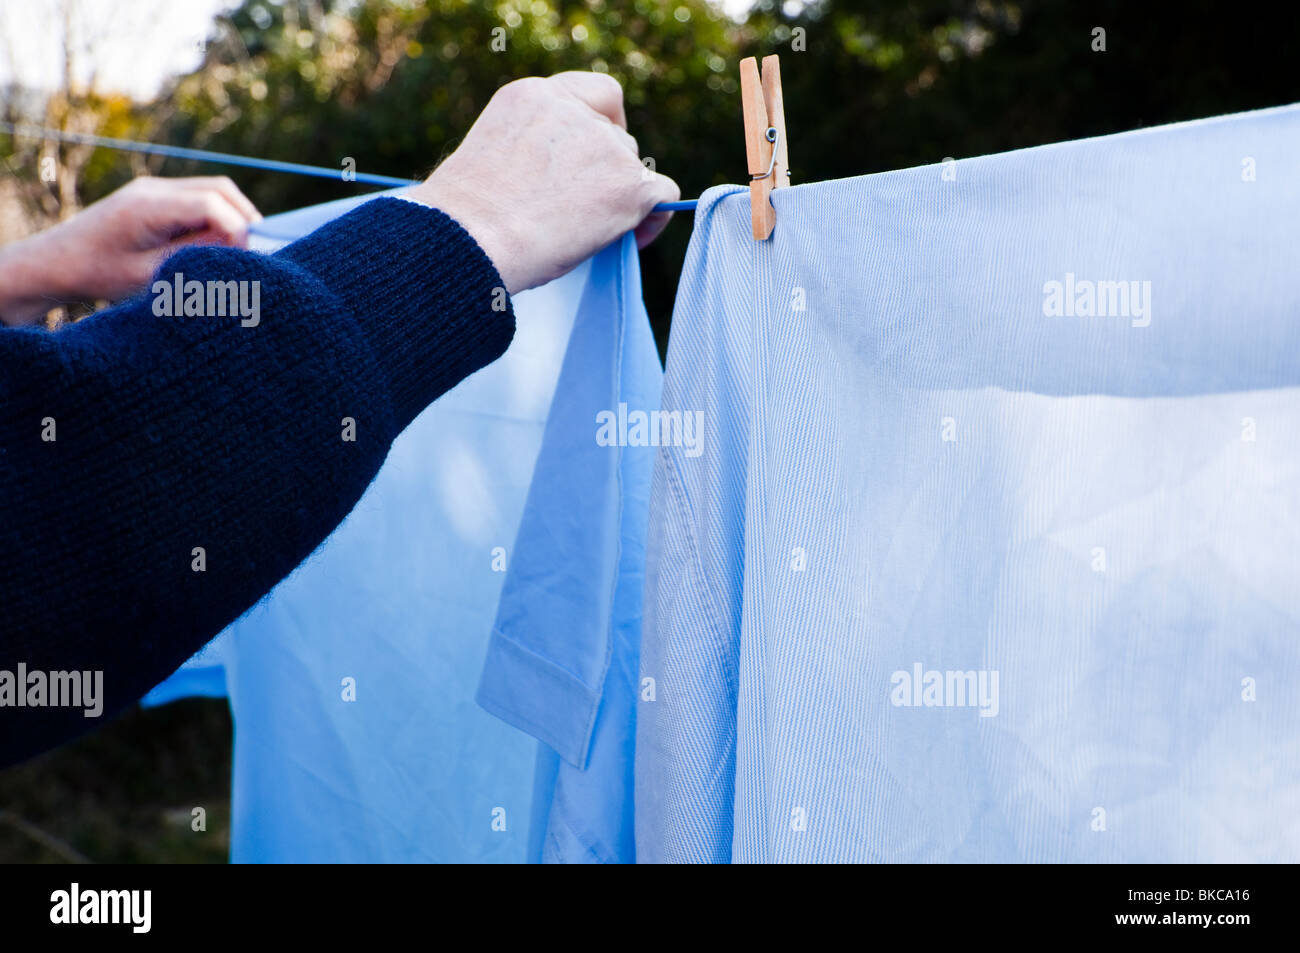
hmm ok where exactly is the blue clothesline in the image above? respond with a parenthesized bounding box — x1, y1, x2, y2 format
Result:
(0, 121, 697, 215)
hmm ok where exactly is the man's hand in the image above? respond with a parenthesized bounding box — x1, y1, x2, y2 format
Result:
(0, 176, 261, 325)
(409, 72, 681, 295)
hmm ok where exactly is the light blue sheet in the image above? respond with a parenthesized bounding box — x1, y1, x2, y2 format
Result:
(639, 104, 1300, 862)
(145, 192, 659, 863)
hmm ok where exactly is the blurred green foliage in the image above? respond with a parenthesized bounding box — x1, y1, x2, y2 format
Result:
(155, 0, 755, 345)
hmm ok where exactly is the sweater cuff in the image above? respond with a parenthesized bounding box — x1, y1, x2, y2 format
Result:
(276, 196, 516, 429)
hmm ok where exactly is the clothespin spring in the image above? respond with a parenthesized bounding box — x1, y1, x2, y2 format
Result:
(750, 127, 781, 182)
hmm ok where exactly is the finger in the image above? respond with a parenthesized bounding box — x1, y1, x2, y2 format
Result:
(548, 71, 627, 129)
(609, 124, 640, 158)
(147, 232, 237, 275)
(631, 169, 680, 247)
(173, 176, 263, 223)
(184, 224, 248, 248)
(638, 169, 681, 218)
(634, 210, 672, 249)
(149, 189, 252, 247)
(154, 224, 248, 264)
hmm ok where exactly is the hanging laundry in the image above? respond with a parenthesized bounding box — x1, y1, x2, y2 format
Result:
(639, 104, 1300, 862)
(477, 230, 660, 863)
(145, 192, 660, 863)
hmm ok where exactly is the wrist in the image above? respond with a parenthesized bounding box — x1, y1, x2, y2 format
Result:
(0, 227, 78, 325)
(407, 179, 522, 294)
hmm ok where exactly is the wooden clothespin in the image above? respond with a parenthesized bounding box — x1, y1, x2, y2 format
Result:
(740, 54, 790, 240)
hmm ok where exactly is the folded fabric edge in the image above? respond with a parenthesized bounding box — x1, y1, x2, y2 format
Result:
(475, 629, 600, 770)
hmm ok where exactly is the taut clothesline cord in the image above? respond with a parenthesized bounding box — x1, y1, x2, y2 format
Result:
(0, 121, 698, 217)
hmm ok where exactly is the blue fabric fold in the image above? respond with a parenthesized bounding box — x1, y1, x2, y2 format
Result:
(477, 234, 662, 862)
(476, 235, 659, 771)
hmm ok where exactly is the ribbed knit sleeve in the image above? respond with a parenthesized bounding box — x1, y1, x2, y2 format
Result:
(0, 197, 515, 765)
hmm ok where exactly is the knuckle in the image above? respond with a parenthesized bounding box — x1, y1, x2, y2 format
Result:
(497, 76, 544, 106)
(593, 71, 622, 96)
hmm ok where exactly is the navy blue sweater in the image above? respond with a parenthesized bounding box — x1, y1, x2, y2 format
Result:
(0, 197, 515, 765)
